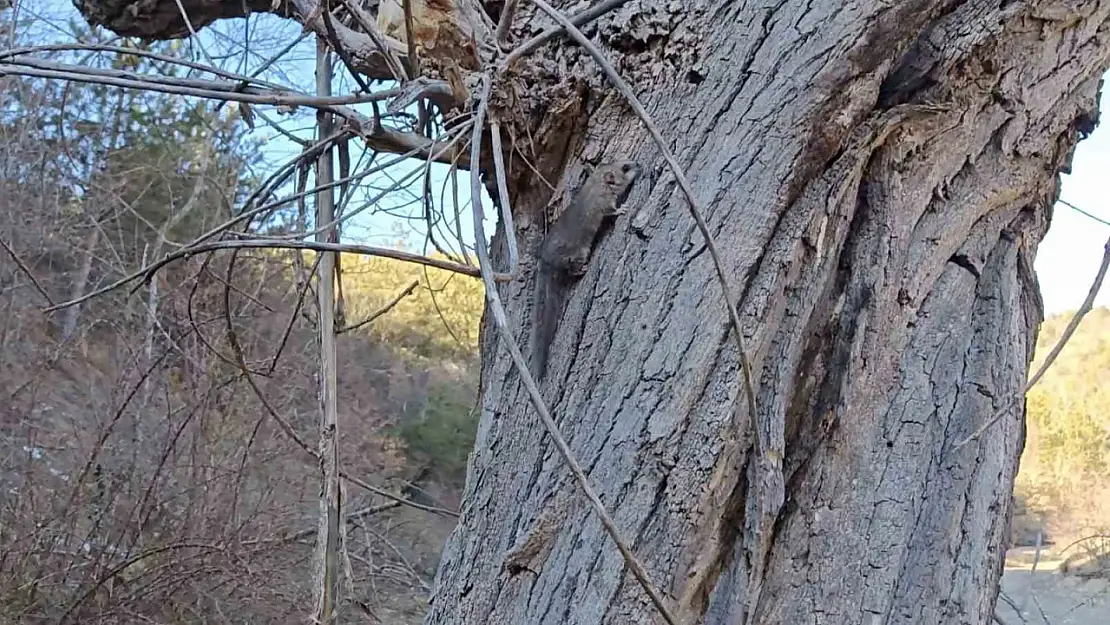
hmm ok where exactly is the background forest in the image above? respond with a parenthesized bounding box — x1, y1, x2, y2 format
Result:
(0, 3, 1108, 625)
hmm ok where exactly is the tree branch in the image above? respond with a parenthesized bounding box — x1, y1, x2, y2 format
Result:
(40, 239, 502, 314)
(0, 236, 54, 305)
(0, 61, 466, 165)
(337, 278, 420, 334)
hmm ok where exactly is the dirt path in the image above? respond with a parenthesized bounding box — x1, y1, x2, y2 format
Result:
(997, 549, 1109, 624)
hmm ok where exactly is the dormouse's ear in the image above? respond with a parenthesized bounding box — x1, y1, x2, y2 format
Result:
(603, 169, 618, 185)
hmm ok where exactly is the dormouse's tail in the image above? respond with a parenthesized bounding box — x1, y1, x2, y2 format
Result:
(528, 265, 567, 381)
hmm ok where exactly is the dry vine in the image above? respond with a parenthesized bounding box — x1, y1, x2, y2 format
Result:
(467, 72, 679, 624)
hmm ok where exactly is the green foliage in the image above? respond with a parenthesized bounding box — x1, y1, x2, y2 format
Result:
(392, 372, 478, 486)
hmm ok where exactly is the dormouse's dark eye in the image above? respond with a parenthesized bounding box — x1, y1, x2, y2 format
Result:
(621, 163, 633, 173)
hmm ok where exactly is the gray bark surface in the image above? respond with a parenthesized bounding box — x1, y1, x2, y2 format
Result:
(426, 1, 1108, 624)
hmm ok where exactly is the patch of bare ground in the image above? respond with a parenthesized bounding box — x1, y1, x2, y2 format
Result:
(998, 547, 1110, 625)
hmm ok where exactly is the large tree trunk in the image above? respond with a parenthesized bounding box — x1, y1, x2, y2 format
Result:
(426, 2, 1106, 624)
(64, 0, 1109, 623)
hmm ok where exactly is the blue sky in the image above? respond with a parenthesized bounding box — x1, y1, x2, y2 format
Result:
(10, 4, 1109, 316)
(1034, 85, 1110, 315)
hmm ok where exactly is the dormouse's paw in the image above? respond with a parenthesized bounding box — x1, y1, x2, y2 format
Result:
(567, 255, 589, 277)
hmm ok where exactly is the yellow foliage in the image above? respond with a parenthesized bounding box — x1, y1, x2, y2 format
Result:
(336, 252, 484, 362)
(1017, 307, 1110, 536)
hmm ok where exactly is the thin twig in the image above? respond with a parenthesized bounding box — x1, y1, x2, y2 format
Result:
(208, 130, 453, 245)
(1059, 565, 1110, 614)
(170, 0, 218, 68)
(37, 125, 489, 315)
(0, 236, 54, 305)
(468, 74, 679, 625)
(224, 295, 460, 519)
(5, 0, 21, 47)
(2, 60, 465, 165)
(1055, 533, 1110, 558)
(38, 126, 490, 315)
(1058, 198, 1110, 228)
(214, 30, 314, 117)
(58, 543, 223, 623)
(496, 0, 520, 44)
(953, 232, 1110, 451)
(401, 0, 420, 81)
(321, 0, 373, 94)
(268, 252, 324, 375)
(1029, 592, 1052, 625)
(997, 588, 1024, 618)
(0, 43, 293, 90)
(341, 471, 459, 517)
(334, 0, 408, 81)
(40, 239, 496, 314)
(255, 120, 473, 241)
(490, 122, 520, 278)
(0, 60, 401, 107)
(338, 279, 419, 334)
(248, 503, 403, 545)
(1019, 529, 1044, 614)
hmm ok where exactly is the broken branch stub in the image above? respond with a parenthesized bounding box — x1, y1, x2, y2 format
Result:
(72, 0, 492, 83)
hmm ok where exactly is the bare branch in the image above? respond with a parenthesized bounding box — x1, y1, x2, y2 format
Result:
(170, 0, 218, 67)
(385, 76, 456, 116)
(341, 471, 459, 517)
(1, 58, 403, 107)
(0, 236, 54, 305)
(41, 239, 498, 314)
(221, 271, 461, 520)
(312, 42, 342, 623)
(400, 0, 419, 80)
(255, 121, 474, 241)
(0, 43, 295, 87)
(337, 279, 419, 334)
(293, 0, 407, 80)
(0, 61, 466, 164)
(495, 0, 520, 45)
(489, 123, 519, 278)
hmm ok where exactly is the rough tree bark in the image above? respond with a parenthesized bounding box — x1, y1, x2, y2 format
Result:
(68, 0, 1109, 624)
(431, 2, 1106, 624)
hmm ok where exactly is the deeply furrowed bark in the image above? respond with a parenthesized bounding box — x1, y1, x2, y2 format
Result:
(68, 0, 1109, 623)
(429, 2, 1105, 624)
